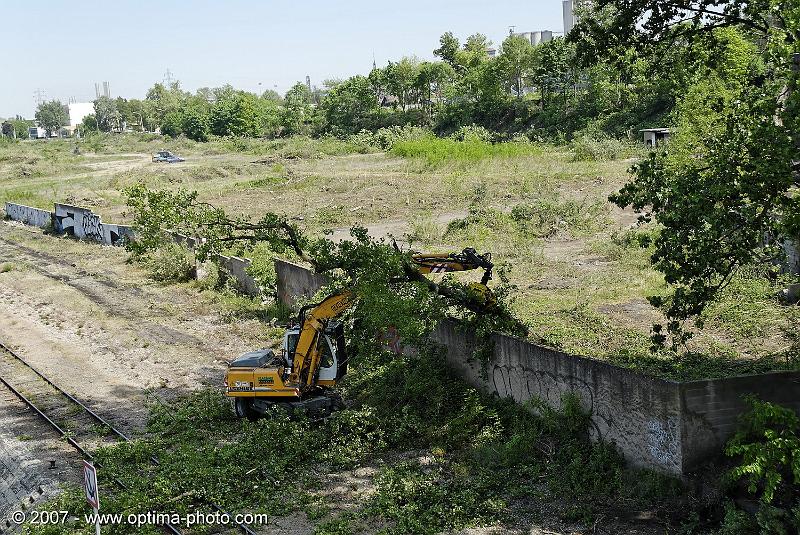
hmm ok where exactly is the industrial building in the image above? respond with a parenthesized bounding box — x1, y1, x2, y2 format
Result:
(68, 102, 94, 133)
(510, 0, 579, 47)
(563, 0, 578, 35)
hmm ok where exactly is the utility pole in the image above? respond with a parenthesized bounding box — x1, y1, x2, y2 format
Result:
(163, 69, 174, 86)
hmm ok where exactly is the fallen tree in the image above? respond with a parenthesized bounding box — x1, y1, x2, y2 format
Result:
(123, 184, 528, 351)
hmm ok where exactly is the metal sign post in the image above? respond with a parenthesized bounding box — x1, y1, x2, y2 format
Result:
(82, 460, 100, 535)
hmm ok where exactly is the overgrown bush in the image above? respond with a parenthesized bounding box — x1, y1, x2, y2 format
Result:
(347, 125, 432, 151)
(390, 137, 542, 167)
(571, 134, 638, 161)
(142, 242, 195, 283)
(722, 396, 800, 533)
(450, 124, 494, 142)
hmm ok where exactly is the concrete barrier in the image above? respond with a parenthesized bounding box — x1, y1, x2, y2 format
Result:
(431, 319, 800, 475)
(434, 320, 683, 473)
(217, 255, 260, 296)
(275, 259, 328, 306)
(53, 204, 134, 246)
(4, 203, 53, 229)
(680, 372, 800, 471)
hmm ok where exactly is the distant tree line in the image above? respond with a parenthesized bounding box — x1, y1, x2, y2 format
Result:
(13, 19, 709, 143)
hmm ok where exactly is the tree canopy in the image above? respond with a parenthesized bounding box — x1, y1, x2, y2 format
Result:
(572, 0, 799, 345)
(34, 100, 68, 136)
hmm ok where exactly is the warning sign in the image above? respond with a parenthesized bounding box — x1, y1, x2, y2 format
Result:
(83, 460, 99, 509)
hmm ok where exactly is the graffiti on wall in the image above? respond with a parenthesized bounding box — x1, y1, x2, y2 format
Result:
(646, 417, 681, 467)
(483, 357, 681, 472)
(4, 203, 53, 228)
(54, 204, 133, 246)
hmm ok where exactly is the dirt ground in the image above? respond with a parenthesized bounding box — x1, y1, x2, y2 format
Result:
(0, 221, 270, 433)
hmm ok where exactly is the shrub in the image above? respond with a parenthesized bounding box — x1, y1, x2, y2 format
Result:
(725, 396, 800, 505)
(347, 125, 432, 151)
(390, 137, 541, 167)
(571, 134, 637, 161)
(246, 242, 278, 293)
(450, 124, 493, 142)
(143, 242, 195, 283)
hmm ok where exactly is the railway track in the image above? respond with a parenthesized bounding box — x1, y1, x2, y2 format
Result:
(0, 342, 257, 535)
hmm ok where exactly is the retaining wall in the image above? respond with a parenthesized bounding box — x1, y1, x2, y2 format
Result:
(3, 203, 53, 228)
(217, 255, 259, 296)
(53, 204, 134, 246)
(435, 320, 684, 473)
(275, 259, 328, 306)
(680, 372, 800, 471)
(169, 232, 260, 296)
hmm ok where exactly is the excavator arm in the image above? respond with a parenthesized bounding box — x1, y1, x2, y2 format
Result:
(411, 247, 494, 285)
(287, 290, 356, 390)
(286, 248, 494, 392)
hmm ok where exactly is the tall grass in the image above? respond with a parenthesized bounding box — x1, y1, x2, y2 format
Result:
(570, 134, 641, 161)
(390, 137, 543, 167)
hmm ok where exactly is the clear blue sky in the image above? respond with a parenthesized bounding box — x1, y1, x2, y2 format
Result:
(0, 0, 565, 119)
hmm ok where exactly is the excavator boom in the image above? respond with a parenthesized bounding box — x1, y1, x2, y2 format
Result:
(288, 290, 356, 388)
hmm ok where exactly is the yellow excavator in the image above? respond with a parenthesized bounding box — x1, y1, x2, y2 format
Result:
(224, 247, 495, 419)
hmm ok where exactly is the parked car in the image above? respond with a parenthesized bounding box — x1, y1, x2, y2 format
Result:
(152, 150, 185, 163)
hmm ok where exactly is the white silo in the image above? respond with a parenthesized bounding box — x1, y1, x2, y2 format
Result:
(531, 31, 542, 46)
(541, 30, 553, 43)
(521, 32, 532, 44)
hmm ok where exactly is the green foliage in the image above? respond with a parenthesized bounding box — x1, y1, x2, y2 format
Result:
(94, 96, 121, 132)
(321, 75, 379, 136)
(571, 133, 638, 161)
(34, 100, 68, 136)
(726, 397, 800, 505)
(450, 124, 493, 142)
(586, 2, 800, 346)
(390, 137, 541, 167)
(245, 241, 278, 293)
(122, 184, 215, 257)
(142, 242, 195, 283)
(346, 125, 431, 150)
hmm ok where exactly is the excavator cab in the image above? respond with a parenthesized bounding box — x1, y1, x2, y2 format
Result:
(283, 321, 347, 385)
(225, 321, 347, 419)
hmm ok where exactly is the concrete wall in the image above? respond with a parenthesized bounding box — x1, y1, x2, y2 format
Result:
(4, 203, 53, 228)
(275, 259, 328, 306)
(169, 232, 260, 296)
(434, 321, 684, 473)
(217, 255, 260, 296)
(785, 239, 799, 274)
(54, 204, 134, 246)
(680, 372, 800, 471)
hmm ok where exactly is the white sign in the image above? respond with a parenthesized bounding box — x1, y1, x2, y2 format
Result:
(83, 460, 99, 509)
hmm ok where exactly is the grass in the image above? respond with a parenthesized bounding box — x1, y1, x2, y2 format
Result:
(2, 132, 797, 379)
(390, 137, 544, 167)
(25, 346, 692, 535)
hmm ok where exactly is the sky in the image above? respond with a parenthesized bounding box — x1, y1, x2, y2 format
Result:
(0, 0, 565, 119)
